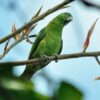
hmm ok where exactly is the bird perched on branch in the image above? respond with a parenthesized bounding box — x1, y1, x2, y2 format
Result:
(21, 12, 73, 79)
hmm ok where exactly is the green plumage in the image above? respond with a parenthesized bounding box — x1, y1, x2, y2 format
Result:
(21, 12, 72, 79)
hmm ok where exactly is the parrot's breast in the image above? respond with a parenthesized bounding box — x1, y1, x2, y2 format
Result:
(44, 33, 62, 56)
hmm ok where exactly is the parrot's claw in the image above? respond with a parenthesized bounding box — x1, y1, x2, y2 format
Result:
(42, 55, 50, 63)
(53, 54, 59, 63)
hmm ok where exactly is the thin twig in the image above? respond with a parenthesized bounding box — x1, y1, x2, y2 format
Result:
(0, 0, 73, 44)
(81, 0, 100, 10)
(25, 24, 37, 44)
(95, 56, 100, 65)
(26, 38, 34, 44)
(0, 34, 37, 60)
(0, 23, 37, 60)
(31, 5, 43, 20)
(4, 39, 10, 52)
(0, 35, 24, 60)
(0, 51, 100, 67)
(0, 34, 36, 60)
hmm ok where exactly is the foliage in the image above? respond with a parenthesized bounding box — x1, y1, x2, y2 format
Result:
(0, 65, 83, 100)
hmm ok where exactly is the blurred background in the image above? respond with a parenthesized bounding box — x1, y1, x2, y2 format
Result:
(0, 0, 100, 100)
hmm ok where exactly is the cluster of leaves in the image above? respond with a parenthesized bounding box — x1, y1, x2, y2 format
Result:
(0, 64, 83, 100)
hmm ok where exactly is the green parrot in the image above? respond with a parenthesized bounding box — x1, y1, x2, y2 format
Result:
(21, 12, 73, 79)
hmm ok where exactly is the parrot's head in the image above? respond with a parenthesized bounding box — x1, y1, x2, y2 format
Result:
(62, 12, 73, 25)
(53, 12, 73, 26)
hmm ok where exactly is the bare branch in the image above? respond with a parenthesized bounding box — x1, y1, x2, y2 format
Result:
(0, 34, 36, 60)
(81, 0, 100, 10)
(0, 35, 24, 60)
(0, 23, 37, 60)
(4, 39, 10, 52)
(31, 5, 43, 20)
(0, 51, 100, 67)
(95, 76, 100, 80)
(0, 0, 73, 44)
(95, 56, 100, 65)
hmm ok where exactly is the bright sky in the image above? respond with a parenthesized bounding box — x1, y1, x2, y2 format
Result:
(0, 0, 100, 100)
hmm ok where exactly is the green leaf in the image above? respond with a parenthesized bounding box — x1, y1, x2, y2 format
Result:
(8, 89, 50, 100)
(0, 77, 50, 100)
(56, 81, 83, 100)
(0, 77, 33, 90)
(0, 65, 13, 77)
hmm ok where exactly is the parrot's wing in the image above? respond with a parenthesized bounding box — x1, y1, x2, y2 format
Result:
(28, 28, 46, 59)
(58, 40, 63, 54)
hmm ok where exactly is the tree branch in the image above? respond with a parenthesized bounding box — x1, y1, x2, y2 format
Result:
(81, 0, 100, 10)
(0, 51, 100, 67)
(0, 34, 36, 60)
(0, 0, 73, 44)
(0, 35, 24, 60)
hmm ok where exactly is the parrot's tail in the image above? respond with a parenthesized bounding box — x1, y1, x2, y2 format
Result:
(20, 63, 47, 80)
(20, 65, 37, 80)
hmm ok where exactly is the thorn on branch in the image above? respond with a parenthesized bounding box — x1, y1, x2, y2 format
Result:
(12, 22, 20, 40)
(23, 24, 37, 36)
(31, 5, 43, 20)
(83, 18, 99, 52)
(59, 5, 71, 10)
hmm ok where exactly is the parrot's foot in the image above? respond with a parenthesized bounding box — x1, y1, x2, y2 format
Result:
(53, 54, 59, 63)
(42, 55, 50, 63)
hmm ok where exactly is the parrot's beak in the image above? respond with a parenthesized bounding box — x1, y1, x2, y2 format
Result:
(64, 16, 73, 25)
(67, 16, 73, 22)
